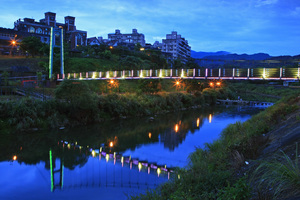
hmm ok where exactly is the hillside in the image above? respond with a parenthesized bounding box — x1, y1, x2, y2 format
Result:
(191, 50, 230, 59)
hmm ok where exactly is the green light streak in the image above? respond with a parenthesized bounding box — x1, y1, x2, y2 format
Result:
(49, 149, 54, 192)
(49, 27, 53, 79)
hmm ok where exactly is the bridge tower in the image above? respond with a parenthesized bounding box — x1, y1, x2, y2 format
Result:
(49, 149, 64, 192)
(49, 27, 64, 79)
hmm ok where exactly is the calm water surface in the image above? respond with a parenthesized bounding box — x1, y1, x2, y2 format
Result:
(0, 106, 265, 200)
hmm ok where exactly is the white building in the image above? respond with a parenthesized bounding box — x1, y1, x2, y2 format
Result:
(108, 29, 145, 47)
(162, 31, 191, 63)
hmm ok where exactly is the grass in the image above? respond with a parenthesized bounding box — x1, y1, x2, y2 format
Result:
(251, 143, 300, 199)
(130, 94, 299, 199)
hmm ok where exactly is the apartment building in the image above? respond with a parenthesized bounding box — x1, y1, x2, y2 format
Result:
(108, 29, 145, 47)
(162, 31, 191, 62)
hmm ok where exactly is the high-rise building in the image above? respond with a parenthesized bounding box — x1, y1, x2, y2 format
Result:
(162, 31, 191, 62)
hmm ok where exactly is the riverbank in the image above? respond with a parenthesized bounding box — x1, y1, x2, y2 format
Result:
(0, 82, 235, 133)
(131, 94, 300, 199)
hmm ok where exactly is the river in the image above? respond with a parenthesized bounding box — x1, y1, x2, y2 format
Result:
(0, 105, 266, 200)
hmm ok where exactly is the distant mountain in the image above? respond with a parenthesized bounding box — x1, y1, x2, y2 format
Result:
(191, 50, 230, 59)
(203, 53, 271, 61)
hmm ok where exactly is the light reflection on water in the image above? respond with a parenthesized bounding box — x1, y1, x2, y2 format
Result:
(0, 106, 265, 199)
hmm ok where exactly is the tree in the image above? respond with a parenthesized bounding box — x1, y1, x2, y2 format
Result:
(138, 79, 161, 94)
(20, 36, 44, 57)
(173, 58, 185, 69)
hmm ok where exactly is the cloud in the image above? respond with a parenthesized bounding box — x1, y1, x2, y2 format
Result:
(291, 7, 300, 16)
(255, 0, 278, 7)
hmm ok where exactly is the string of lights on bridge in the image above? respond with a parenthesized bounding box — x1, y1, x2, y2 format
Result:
(57, 67, 300, 81)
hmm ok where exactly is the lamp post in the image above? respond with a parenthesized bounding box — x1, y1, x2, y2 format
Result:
(10, 39, 17, 56)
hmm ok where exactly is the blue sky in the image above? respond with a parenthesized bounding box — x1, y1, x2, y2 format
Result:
(1, 0, 300, 56)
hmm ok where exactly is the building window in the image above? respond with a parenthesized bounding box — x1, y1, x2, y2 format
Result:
(29, 27, 35, 33)
(36, 28, 42, 34)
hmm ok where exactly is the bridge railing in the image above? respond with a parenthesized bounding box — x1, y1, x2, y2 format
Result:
(57, 67, 300, 80)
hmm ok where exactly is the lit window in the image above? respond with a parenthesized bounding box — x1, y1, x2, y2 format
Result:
(29, 27, 35, 33)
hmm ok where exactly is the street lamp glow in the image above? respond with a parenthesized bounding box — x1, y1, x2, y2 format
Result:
(174, 124, 179, 132)
(109, 142, 114, 147)
(13, 155, 17, 161)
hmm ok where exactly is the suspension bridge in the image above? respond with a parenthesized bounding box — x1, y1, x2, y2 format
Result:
(49, 140, 173, 192)
(56, 67, 300, 81)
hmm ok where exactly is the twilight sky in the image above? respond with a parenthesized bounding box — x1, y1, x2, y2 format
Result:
(1, 0, 300, 56)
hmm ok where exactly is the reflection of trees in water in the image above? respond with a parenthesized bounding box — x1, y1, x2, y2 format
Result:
(160, 115, 206, 151)
(0, 107, 230, 169)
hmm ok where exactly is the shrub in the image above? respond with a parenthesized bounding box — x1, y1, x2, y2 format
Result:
(138, 79, 161, 94)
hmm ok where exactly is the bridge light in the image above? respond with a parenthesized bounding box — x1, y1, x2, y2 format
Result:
(106, 154, 109, 162)
(138, 162, 142, 172)
(91, 150, 96, 157)
(157, 168, 161, 177)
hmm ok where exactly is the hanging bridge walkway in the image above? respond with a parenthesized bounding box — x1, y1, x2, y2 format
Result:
(49, 140, 173, 192)
(56, 67, 300, 81)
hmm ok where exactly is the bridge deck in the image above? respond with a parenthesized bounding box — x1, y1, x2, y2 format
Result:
(55, 67, 300, 81)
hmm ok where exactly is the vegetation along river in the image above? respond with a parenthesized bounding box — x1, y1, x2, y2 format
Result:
(0, 105, 267, 200)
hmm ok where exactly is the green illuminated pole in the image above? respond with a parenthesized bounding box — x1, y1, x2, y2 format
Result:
(60, 28, 64, 75)
(49, 27, 54, 79)
(49, 149, 54, 192)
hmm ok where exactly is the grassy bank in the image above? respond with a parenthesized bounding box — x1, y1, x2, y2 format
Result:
(0, 79, 236, 132)
(131, 94, 299, 199)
